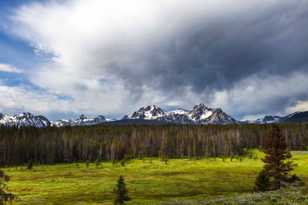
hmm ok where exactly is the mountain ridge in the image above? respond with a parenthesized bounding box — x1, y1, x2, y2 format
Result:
(1, 105, 308, 128)
(0, 112, 50, 128)
(125, 104, 237, 125)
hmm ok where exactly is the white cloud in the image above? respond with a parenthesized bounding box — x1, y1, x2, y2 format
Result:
(211, 72, 308, 119)
(0, 81, 69, 114)
(9, 0, 242, 115)
(3, 0, 307, 119)
(0, 63, 22, 73)
(0, 80, 131, 118)
(287, 101, 308, 113)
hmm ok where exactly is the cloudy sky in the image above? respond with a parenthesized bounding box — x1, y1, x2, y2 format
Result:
(0, 0, 307, 120)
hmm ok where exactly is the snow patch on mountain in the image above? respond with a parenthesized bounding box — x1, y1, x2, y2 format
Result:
(168, 108, 189, 115)
(129, 105, 165, 120)
(126, 104, 237, 125)
(51, 114, 107, 127)
(2, 105, 306, 128)
(0, 112, 50, 128)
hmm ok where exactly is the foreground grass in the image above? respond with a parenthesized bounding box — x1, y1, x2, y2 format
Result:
(161, 187, 308, 205)
(3, 151, 308, 205)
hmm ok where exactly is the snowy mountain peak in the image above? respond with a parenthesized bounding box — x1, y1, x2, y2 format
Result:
(126, 104, 236, 124)
(192, 103, 209, 110)
(168, 108, 189, 115)
(189, 104, 213, 121)
(51, 114, 107, 127)
(203, 108, 236, 124)
(130, 105, 165, 120)
(16, 112, 32, 118)
(189, 104, 236, 124)
(0, 112, 50, 128)
(79, 114, 87, 120)
(250, 111, 308, 124)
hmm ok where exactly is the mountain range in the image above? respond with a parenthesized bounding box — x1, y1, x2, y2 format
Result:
(0, 104, 308, 128)
(123, 104, 236, 125)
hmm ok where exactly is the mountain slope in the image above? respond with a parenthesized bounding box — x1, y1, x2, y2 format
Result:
(282, 111, 308, 123)
(125, 104, 237, 125)
(2, 107, 307, 128)
(188, 104, 236, 124)
(0, 112, 50, 128)
(252, 111, 308, 124)
(128, 105, 165, 120)
(51, 115, 107, 127)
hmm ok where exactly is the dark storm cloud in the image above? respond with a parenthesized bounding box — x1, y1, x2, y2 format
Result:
(97, 0, 308, 116)
(110, 0, 308, 93)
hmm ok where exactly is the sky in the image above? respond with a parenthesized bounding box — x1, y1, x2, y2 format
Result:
(0, 0, 308, 120)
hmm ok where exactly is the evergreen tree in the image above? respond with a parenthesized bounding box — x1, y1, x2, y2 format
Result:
(114, 176, 130, 205)
(254, 170, 270, 192)
(255, 125, 296, 191)
(0, 124, 307, 165)
(0, 170, 14, 205)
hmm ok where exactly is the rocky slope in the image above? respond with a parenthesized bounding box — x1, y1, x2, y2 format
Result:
(0, 112, 50, 128)
(1, 107, 308, 128)
(51, 115, 107, 127)
(126, 104, 237, 125)
(253, 111, 308, 124)
(282, 111, 308, 123)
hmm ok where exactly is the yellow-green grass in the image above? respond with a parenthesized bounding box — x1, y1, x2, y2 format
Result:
(3, 151, 308, 205)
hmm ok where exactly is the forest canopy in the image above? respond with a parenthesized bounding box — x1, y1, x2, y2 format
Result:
(0, 124, 307, 166)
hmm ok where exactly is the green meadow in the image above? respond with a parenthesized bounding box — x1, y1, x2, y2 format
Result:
(3, 151, 308, 205)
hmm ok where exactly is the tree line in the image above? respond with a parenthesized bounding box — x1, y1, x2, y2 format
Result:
(0, 123, 307, 166)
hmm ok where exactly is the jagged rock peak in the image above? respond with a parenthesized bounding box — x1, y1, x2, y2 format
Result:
(79, 114, 87, 120)
(126, 104, 237, 124)
(0, 112, 50, 128)
(51, 114, 107, 127)
(130, 105, 165, 120)
(189, 104, 215, 121)
(192, 103, 209, 110)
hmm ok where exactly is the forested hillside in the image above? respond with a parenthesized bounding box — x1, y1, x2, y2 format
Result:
(0, 124, 307, 165)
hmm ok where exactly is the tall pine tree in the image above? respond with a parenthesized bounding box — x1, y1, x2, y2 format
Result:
(114, 176, 130, 205)
(255, 125, 296, 191)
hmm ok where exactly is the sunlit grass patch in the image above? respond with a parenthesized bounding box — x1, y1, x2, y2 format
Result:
(2, 151, 307, 205)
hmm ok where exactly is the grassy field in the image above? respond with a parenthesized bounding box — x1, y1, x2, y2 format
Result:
(3, 151, 308, 205)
